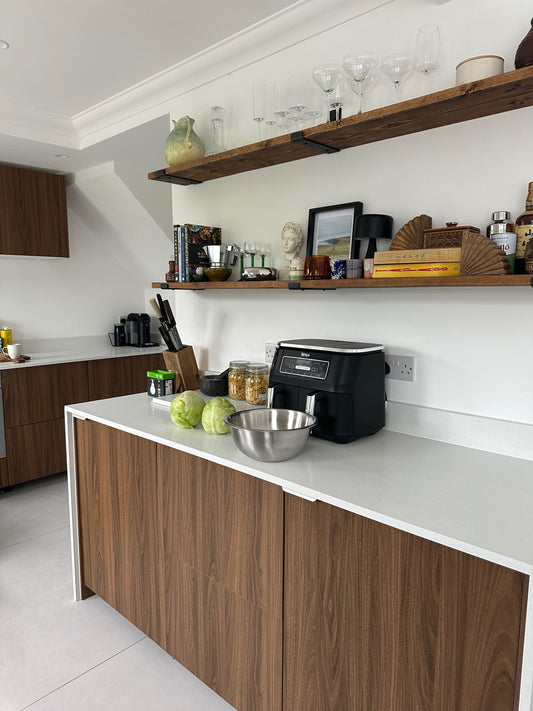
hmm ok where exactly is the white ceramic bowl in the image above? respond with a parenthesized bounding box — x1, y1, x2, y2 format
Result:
(456, 55, 504, 86)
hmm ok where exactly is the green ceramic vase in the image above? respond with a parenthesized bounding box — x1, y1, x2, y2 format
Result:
(164, 116, 205, 166)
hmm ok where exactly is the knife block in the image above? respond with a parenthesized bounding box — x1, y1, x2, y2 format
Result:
(162, 346, 199, 392)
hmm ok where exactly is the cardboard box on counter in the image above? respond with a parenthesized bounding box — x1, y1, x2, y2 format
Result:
(147, 369, 175, 397)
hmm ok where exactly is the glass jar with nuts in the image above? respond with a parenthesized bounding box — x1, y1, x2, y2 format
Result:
(228, 360, 250, 400)
(245, 363, 269, 405)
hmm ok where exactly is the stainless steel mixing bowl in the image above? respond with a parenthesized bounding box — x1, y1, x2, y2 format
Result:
(224, 408, 317, 462)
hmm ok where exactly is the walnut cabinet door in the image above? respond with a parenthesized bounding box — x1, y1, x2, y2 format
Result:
(283, 495, 527, 711)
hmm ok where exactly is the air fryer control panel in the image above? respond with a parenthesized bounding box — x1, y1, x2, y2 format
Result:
(279, 355, 329, 380)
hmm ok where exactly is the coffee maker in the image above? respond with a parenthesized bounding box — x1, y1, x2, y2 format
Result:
(125, 313, 153, 347)
(267, 339, 385, 443)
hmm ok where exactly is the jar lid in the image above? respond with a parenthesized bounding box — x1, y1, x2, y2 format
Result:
(491, 211, 510, 221)
(247, 363, 269, 374)
(229, 360, 250, 368)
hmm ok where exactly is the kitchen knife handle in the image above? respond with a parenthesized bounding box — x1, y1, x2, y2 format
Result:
(150, 298, 162, 319)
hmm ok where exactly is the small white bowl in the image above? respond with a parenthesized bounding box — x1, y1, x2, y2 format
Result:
(456, 55, 504, 85)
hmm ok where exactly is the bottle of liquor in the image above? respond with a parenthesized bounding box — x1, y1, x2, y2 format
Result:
(514, 182, 533, 274)
(525, 233, 533, 274)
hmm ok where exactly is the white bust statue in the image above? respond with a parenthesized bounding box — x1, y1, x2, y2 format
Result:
(281, 221, 305, 263)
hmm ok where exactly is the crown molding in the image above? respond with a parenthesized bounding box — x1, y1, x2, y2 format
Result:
(0, 99, 79, 149)
(73, 0, 394, 147)
(0, 0, 394, 150)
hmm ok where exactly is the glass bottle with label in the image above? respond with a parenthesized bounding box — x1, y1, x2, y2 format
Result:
(525, 235, 533, 273)
(486, 211, 517, 273)
(514, 182, 533, 274)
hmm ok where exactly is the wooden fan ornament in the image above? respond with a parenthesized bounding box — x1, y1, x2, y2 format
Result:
(459, 233, 511, 276)
(390, 214, 432, 250)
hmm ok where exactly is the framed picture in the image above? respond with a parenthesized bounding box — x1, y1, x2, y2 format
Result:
(306, 201, 363, 259)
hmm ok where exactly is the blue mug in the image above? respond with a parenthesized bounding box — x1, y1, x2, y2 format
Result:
(329, 259, 346, 279)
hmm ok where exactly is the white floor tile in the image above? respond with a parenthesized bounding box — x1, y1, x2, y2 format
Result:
(0, 475, 236, 711)
(23, 638, 236, 711)
(0, 474, 68, 548)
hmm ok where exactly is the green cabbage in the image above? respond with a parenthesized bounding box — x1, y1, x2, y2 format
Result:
(201, 396, 236, 434)
(170, 391, 206, 428)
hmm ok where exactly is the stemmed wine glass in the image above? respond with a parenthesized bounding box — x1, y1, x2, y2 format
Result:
(345, 72, 378, 114)
(415, 24, 440, 91)
(244, 240, 257, 267)
(289, 76, 308, 129)
(312, 64, 343, 122)
(380, 53, 414, 100)
(342, 53, 377, 114)
(273, 82, 290, 134)
(252, 82, 266, 139)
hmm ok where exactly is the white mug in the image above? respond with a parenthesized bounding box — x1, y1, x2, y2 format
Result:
(2, 343, 22, 359)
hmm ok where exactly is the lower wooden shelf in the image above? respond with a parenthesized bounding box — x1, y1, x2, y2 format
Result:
(153, 275, 532, 291)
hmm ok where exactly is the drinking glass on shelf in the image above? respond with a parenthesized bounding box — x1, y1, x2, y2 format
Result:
(312, 64, 343, 121)
(273, 82, 290, 134)
(342, 53, 378, 114)
(380, 53, 414, 100)
(264, 85, 277, 137)
(415, 24, 440, 90)
(289, 75, 308, 129)
(244, 240, 257, 267)
(205, 106, 227, 156)
(346, 72, 378, 114)
(328, 76, 348, 121)
(252, 82, 266, 140)
(305, 81, 326, 126)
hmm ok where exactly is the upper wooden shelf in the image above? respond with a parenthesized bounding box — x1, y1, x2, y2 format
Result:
(148, 67, 533, 186)
(152, 275, 532, 290)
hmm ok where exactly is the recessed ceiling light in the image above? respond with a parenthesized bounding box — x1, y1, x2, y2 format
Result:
(54, 154, 70, 159)
(0, 40, 9, 50)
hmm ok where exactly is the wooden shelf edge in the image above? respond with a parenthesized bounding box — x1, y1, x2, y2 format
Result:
(147, 67, 533, 186)
(152, 275, 531, 291)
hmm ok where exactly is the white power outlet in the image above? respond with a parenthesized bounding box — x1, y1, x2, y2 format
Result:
(265, 342, 277, 365)
(386, 354, 416, 382)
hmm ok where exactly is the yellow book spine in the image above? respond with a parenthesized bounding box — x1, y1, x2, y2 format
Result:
(372, 262, 461, 278)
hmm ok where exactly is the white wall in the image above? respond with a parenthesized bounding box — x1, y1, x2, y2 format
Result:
(164, 0, 533, 430)
(0, 162, 171, 341)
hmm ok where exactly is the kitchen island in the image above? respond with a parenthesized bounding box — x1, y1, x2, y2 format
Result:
(66, 393, 533, 711)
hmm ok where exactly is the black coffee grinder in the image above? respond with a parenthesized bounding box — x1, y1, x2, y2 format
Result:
(267, 338, 385, 443)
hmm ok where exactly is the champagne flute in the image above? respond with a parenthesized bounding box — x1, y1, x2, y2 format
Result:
(380, 53, 414, 101)
(244, 240, 257, 267)
(342, 53, 377, 114)
(415, 24, 440, 91)
(289, 75, 308, 130)
(312, 64, 343, 121)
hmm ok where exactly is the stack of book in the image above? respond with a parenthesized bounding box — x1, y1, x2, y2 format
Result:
(173, 224, 222, 282)
(372, 248, 461, 279)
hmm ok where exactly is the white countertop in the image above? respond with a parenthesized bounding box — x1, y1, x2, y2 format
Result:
(65, 392, 533, 575)
(0, 336, 165, 371)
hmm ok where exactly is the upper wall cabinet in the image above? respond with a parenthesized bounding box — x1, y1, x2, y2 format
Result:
(0, 163, 69, 257)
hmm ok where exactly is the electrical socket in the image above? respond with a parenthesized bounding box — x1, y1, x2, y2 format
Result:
(386, 354, 416, 382)
(265, 342, 277, 365)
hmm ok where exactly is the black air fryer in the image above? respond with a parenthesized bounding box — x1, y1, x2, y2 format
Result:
(267, 339, 385, 443)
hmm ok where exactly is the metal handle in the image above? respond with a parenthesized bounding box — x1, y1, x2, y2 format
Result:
(266, 384, 282, 408)
(305, 391, 317, 416)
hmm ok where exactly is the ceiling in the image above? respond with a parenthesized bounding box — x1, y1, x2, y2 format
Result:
(0, 0, 300, 172)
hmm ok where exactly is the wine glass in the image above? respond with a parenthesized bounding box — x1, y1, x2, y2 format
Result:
(346, 72, 378, 114)
(380, 53, 414, 100)
(312, 64, 343, 121)
(244, 240, 257, 267)
(342, 53, 377, 114)
(204, 105, 226, 156)
(252, 82, 266, 140)
(288, 76, 309, 130)
(273, 82, 290, 134)
(415, 24, 440, 90)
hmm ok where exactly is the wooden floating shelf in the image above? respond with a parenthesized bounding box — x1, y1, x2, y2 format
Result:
(148, 67, 533, 185)
(152, 275, 531, 291)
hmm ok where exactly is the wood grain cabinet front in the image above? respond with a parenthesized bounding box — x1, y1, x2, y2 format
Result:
(75, 419, 165, 646)
(87, 353, 165, 401)
(0, 163, 69, 257)
(158, 446, 284, 711)
(283, 495, 527, 711)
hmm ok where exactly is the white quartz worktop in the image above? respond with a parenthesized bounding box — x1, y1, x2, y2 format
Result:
(65, 391, 533, 576)
(0, 336, 165, 371)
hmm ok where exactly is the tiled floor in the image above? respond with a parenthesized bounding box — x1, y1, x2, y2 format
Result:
(0, 473, 235, 711)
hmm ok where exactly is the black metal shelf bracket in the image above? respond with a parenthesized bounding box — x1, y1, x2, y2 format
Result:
(287, 281, 337, 291)
(152, 169, 203, 185)
(290, 131, 340, 154)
